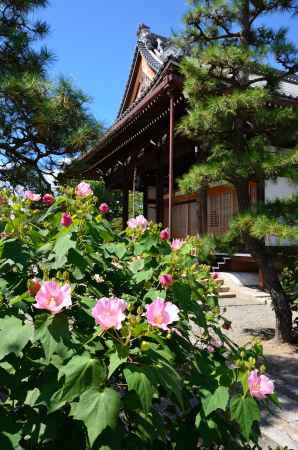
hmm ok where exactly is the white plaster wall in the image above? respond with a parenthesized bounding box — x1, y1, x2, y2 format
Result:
(265, 177, 298, 246)
(265, 177, 298, 202)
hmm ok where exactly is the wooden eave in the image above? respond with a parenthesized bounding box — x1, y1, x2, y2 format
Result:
(66, 60, 183, 178)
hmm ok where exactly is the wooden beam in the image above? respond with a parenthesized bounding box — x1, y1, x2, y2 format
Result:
(168, 94, 175, 236)
(156, 144, 164, 224)
(143, 180, 148, 218)
(122, 185, 129, 230)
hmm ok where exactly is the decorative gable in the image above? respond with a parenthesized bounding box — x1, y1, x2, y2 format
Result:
(122, 53, 156, 111)
(117, 24, 179, 118)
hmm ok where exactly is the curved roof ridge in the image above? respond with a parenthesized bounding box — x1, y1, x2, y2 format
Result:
(117, 27, 175, 118)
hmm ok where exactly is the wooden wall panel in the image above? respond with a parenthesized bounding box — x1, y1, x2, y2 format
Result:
(207, 186, 238, 235)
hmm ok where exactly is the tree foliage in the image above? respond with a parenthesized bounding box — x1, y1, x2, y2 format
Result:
(0, 0, 102, 190)
(177, 0, 298, 342)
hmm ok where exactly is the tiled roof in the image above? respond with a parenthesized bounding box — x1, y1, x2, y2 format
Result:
(64, 26, 298, 175)
(117, 26, 298, 117)
(79, 57, 179, 167)
(117, 27, 182, 117)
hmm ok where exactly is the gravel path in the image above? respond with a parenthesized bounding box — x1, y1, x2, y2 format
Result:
(220, 297, 276, 345)
(221, 296, 298, 449)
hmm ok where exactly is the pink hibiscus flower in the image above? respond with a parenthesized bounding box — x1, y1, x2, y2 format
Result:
(146, 298, 180, 331)
(92, 297, 127, 330)
(171, 239, 184, 251)
(75, 182, 93, 197)
(33, 281, 71, 315)
(25, 191, 41, 201)
(210, 336, 223, 348)
(248, 370, 274, 399)
(127, 215, 148, 231)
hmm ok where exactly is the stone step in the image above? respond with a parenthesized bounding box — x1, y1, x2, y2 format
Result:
(218, 291, 236, 299)
(219, 286, 230, 293)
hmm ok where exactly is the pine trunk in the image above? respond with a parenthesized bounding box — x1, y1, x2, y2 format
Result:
(236, 182, 293, 343)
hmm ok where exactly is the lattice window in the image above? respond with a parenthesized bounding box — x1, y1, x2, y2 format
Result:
(249, 182, 257, 204)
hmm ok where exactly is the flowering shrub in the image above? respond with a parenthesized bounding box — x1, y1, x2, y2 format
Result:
(0, 185, 276, 449)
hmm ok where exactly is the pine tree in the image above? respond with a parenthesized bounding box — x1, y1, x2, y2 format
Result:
(177, 0, 298, 342)
(0, 0, 102, 190)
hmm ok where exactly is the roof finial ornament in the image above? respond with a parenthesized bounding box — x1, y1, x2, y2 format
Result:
(137, 23, 151, 39)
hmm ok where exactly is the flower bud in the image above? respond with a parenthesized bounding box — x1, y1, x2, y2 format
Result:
(160, 228, 170, 240)
(42, 193, 55, 206)
(99, 203, 109, 214)
(159, 274, 173, 288)
(137, 306, 143, 315)
(141, 341, 150, 352)
(27, 278, 41, 296)
(61, 212, 72, 227)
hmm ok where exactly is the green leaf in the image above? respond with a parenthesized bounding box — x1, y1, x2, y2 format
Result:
(148, 357, 184, 408)
(202, 386, 229, 417)
(172, 282, 192, 305)
(108, 347, 128, 379)
(230, 395, 260, 439)
(71, 387, 120, 446)
(68, 248, 89, 279)
(35, 314, 73, 363)
(124, 367, 154, 413)
(0, 316, 33, 361)
(104, 243, 127, 259)
(25, 388, 40, 407)
(0, 407, 23, 450)
(238, 370, 249, 395)
(144, 289, 166, 301)
(87, 222, 113, 243)
(195, 412, 202, 429)
(129, 258, 145, 274)
(134, 236, 158, 254)
(80, 296, 97, 316)
(1, 239, 28, 268)
(52, 233, 76, 269)
(133, 268, 154, 283)
(10, 291, 34, 305)
(55, 353, 106, 402)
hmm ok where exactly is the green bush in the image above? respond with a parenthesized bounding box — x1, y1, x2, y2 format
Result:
(280, 257, 298, 326)
(0, 185, 276, 449)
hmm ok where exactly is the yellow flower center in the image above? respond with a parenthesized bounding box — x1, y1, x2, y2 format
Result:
(48, 297, 57, 307)
(154, 313, 164, 324)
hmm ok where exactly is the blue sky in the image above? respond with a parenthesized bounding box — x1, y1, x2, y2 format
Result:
(36, 1, 298, 127)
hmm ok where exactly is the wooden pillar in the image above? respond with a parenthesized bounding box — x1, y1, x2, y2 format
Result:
(143, 180, 148, 218)
(168, 95, 175, 236)
(197, 185, 208, 235)
(122, 185, 129, 230)
(156, 145, 164, 224)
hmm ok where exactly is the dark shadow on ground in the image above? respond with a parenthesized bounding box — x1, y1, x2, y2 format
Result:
(243, 327, 275, 340)
(266, 354, 298, 400)
(260, 353, 298, 441)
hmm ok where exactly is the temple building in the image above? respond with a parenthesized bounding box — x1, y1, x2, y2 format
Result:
(66, 24, 298, 242)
